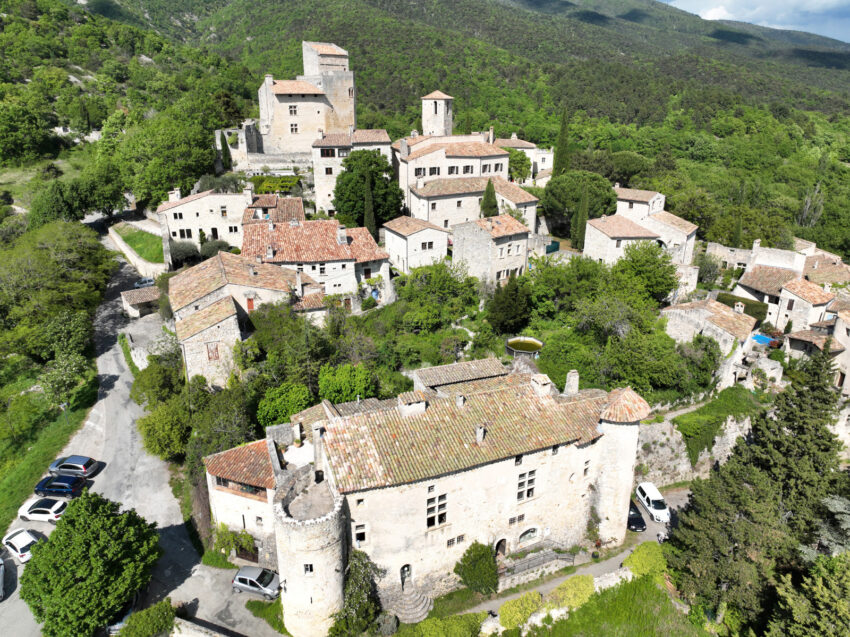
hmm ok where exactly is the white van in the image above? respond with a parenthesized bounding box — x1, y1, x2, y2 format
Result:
(635, 482, 670, 524)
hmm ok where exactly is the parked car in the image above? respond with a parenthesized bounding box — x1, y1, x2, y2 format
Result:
(635, 482, 670, 524)
(49, 455, 97, 478)
(627, 501, 646, 532)
(2, 529, 40, 564)
(105, 591, 140, 635)
(34, 475, 85, 498)
(134, 278, 155, 289)
(232, 566, 280, 600)
(18, 497, 68, 524)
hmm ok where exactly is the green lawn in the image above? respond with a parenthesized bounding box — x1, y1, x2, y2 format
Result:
(245, 598, 288, 634)
(115, 223, 164, 263)
(0, 147, 93, 209)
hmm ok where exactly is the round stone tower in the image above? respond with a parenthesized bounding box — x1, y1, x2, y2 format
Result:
(594, 386, 651, 545)
(274, 468, 347, 637)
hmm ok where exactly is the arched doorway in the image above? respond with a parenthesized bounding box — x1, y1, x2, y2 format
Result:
(400, 564, 411, 590)
(495, 539, 507, 557)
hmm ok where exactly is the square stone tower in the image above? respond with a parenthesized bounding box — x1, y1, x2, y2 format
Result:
(421, 90, 453, 137)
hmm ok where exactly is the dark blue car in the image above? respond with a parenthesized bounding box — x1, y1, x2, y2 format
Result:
(35, 475, 85, 498)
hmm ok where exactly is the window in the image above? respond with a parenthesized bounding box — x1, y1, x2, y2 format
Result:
(320, 148, 336, 158)
(178, 229, 192, 239)
(256, 516, 263, 527)
(457, 534, 465, 544)
(447, 538, 455, 548)
(499, 247, 504, 258)
(787, 299, 795, 311)
(427, 493, 447, 528)
(339, 149, 349, 158)
(517, 470, 535, 501)
(628, 202, 634, 209)
(421, 241, 434, 250)
(584, 460, 590, 477)
(509, 516, 516, 525)
(341, 264, 346, 270)
(443, 220, 449, 228)
(319, 263, 326, 275)
(220, 206, 227, 217)
(289, 105, 297, 116)
(325, 167, 333, 175)
(215, 476, 227, 487)
(518, 514, 525, 523)
(304, 564, 314, 575)
(355, 524, 366, 543)
(427, 485, 435, 493)
(463, 165, 473, 174)
(229, 226, 238, 233)
(494, 163, 503, 172)
(356, 498, 365, 506)
(173, 212, 183, 220)
(429, 167, 440, 176)
(456, 200, 462, 208)
(196, 212, 200, 217)
(171, 231, 177, 237)
(349, 87, 354, 97)
(515, 455, 523, 466)
(552, 444, 559, 455)
(434, 100, 438, 115)
(519, 528, 538, 544)
(415, 168, 425, 177)
(616, 239, 622, 248)
(482, 164, 491, 173)
(431, 202, 437, 211)
(290, 123, 298, 134)
(311, 265, 317, 271)
(448, 166, 458, 175)
(428, 241, 434, 249)
(207, 342, 219, 361)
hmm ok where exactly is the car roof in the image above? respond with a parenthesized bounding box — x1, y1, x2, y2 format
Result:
(637, 481, 664, 499)
(64, 455, 92, 464)
(33, 498, 59, 508)
(4, 529, 36, 545)
(50, 475, 81, 485)
(236, 566, 264, 579)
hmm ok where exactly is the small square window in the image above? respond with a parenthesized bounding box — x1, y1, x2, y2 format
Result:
(289, 105, 297, 116)
(325, 167, 333, 175)
(256, 516, 263, 526)
(456, 200, 462, 208)
(428, 485, 435, 493)
(515, 455, 523, 466)
(518, 514, 525, 523)
(355, 524, 366, 543)
(457, 534, 465, 544)
(290, 123, 298, 134)
(616, 240, 622, 248)
(431, 202, 436, 211)
(304, 564, 313, 575)
(552, 445, 559, 455)
(447, 538, 455, 548)
(356, 498, 364, 506)
(443, 220, 449, 228)
(509, 516, 516, 525)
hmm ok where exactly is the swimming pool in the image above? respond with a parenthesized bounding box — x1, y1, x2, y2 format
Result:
(751, 334, 773, 345)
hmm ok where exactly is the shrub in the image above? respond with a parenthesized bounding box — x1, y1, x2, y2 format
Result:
(245, 598, 286, 634)
(257, 382, 313, 428)
(361, 296, 378, 310)
(200, 239, 231, 259)
(547, 574, 594, 610)
(623, 542, 667, 583)
(395, 612, 486, 637)
(716, 293, 767, 323)
(453, 542, 498, 594)
(768, 349, 785, 364)
(119, 599, 175, 637)
(499, 591, 542, 629)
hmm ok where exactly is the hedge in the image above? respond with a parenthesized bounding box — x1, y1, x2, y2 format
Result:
(715, 292, 768, 324)
(623, 543, 667, 585)
(499, 591, 542, 629)
(546, 574, 595, 610)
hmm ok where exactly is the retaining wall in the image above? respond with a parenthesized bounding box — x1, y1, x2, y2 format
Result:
(108, 224, 168, 279)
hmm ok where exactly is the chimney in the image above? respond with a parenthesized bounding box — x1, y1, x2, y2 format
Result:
(250, 266, 257, 277)
(337, 225, 347, 245)
(264, 74, 273, 88)
(488, 126, 494, 144)
(824, 282, 832, 294)
(400, 139, 409, 159)
(398, 393, 428, 417)
(455, 394, 465, 408)
(168, 188, 182, 202)
(411, 129, 419, 138)
(734, 302, 745, 314)
(268, 221, 275, 231)
(511, 132, 517, 140)
(348, 124, 354, 137)
(530, 374, 552, 398)
(752, 239, 762, 251)
(255, 255, 263, 264)
(266, 245, 274, 259)
(562, 370, 579, 397)
(613, 182, 621, 189)
(242, 181, 254, 199)
(476, 424, 487, 444)
(416, 177, 424, 190)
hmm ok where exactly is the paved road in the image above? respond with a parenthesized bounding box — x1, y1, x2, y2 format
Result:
(0, 252, 277, 636)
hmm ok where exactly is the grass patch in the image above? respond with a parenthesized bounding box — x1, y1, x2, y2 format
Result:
(115, 223, 164, 263)
(529, 576, 708, 636)
(673, 386, 763, 466)
(716, 292, 768, 324)
(118, 333, 140, 377)
(202, 550, 237, 569)
(245, 598, 288, 634)
(428, 587, 485, 619)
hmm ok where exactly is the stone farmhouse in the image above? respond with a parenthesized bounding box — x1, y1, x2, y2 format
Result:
(494, 133, 553, 184)
(451, 215, 530, 287)
(583, 214, 660, 266)
(202, 359, 650, 637)
(382, 216, 449, 274)
(168, 251, 319, 386)
(783, 305, 850, 393)
(156, 186, 255, 252)
(241, 218, 390, 301)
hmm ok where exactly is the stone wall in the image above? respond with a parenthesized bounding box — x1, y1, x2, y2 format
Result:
(172, 618, 230, 637)
(108, 225, 168, 280)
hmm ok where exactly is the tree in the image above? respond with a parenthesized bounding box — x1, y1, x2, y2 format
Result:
(453, 542, 498, 594)
(119, 599, 175, 637)
(200, 239, 231, 259)
(137, 394, 192, 460)
(318, 363, 378, 403)
(552, 109, 570, 177)
(27, 181, 80, 229)
(257, 382, 313, 428)
(332, 150, 402, 227)
(480, 179, 498, 217)
(130, 355, 184, 406)
(696, 253, 721, 285)
(185, 385, 254, 481)
(329, 550, 386, 636)
(803, 496, 850, 561)
(609, 151, 650, 186)
(487, 274, 530, 335)
(613, 241, 678, 303)
(570, 186, 589, 251)
(363, 170, 377, 240)
(219, 131, 232, 171)
(19, 491, 160, 637)
(39, 351, 88, 405)
(541, 170, 615, 237)
(767, 554, 850, 637)
(506, 147, 531, 182)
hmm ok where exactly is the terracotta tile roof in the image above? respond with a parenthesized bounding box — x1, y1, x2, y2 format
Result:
(292, 291, 326, 311)
(805, 255, 850, 286)
(168, 251, 310, 311)
(271, 80, 323, 95)
(175, 296, 237, 341)
(414, 357, 507, 389)
(785, 330, 845, 354)
(304, 41, 347, 56)
(323, 383, 616, 493)
(783, 277, 834, 305)
(312, 130, 391, 148)
(383, 216, 448, 237)
(794, 237, 816, 252)
(242, 196, 306, 226)
(600, 387, 651, 422)
(333, 397, 397, 416)
(121, 286, 160, 306)
(536, 169, 552, 180)
(405, 142, 508, 161)
(587, 215, 658, 239)
(242, 220, 387, 265)
(495, 137, 536, 149)
(614, 187, 659, 203)
(468, 214, 530, 238)
(738, 265, 798, 297)
(493, 178, 539, 205)
(421, 90, 452, 99)
(398, 390, 436, 404)
(831, 297, 850, 313)
(203, 439, 274, 490)
(410, 177, 487, 198)
(650, 211, 697, 235)
(392, 135, 433, 151)
(156, 189, 215, 213)
(810, 318, 836, 330)
(663, 298, 756, 342)
(438, 373, 534, 397)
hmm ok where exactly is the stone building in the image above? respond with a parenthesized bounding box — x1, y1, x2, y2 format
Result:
(156, 186, 255, 253)
(452, 215, 530, 287)
(583, 215, 659, 265)
(382, 216, 449, 274)
(203, 360, 651, 636)
(494, 133, 554, 184)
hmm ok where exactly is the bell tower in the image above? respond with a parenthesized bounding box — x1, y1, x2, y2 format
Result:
(421, 90, 453, 137)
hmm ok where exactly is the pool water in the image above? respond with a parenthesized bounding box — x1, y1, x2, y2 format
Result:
(507, 339, 543, 352)
(751, 334, 773, 345)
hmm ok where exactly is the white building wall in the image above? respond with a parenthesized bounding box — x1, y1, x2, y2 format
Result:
(160, 191, 253, 250)
(748, 240, 806, 274)
(453, 225, 528, 286)
(410, 193, 481, 230)
(775, 290, 826, 332)
(206, 471, 275, 539)
(181, 316, 241, 387)
(582, 225, 646, 266)
(173, 284, 292, 322)
(312, 143, 392, 214)
(288, 260, 358, 295)
(385, 228, 448, 274)
(421, 97, 453, 137)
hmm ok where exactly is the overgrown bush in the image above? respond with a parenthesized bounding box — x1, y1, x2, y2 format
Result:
(361, 296, 377, 311)
(119, 598, 175, 637)
(453, 542, 498, 594)
(395, 612, 486, 637)
(499, 591, 542, 629)
(547, 574, 594, 610)
(623, 542, 667, 584)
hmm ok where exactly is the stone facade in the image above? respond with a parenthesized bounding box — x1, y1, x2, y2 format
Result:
(452, 215, 529, 287)
(156, 188, 254, 253)
(311, 132, 392, 214)
(582, 221, 652, 266)
(383, 219, 449, 274)
(179, 312, 240, 387)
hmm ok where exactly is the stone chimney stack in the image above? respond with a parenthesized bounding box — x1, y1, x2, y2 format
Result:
(264, 74, 273, 88)
(242, 181, 254, 199)
(825, 282, 832, 294)
(734, 302, 745, 314)
(530, 374, 552, 399)
(400, 139, 409, 159)
(488, 126, 494, 144)
(348, 124, 355, 137)
(337, 225, 347, 245)
(511, 132, 518, 140)
(562, 370, 579, 397)
(752, 238, 762, 251)
(255, 255, 263, 264)
(266, 245, 274, 260)
(295, 270, 303, 295)
(475, 424, 487, 444)
(268, 221, 275, 231)
(455, 394, 466, 408)
(168, 188, 182, 202)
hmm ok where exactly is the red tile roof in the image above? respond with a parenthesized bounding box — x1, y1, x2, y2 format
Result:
(243, 196, 305, 226)
(494, 137, 536, 149)
(392, 135, 434, 151)
(662, 299, 756, 342)
(421, 90, 453, 100)
(242, 220, 387, 265)
(383, 216, 448, 237)
(312, 130, 391, 147)
(121, 286, 160, 306)
(175, 296, 238, 341)
(203, 439, 275, 490)
(304, 41, 347, 56)
(405, 142, 508, 161)
(614, 187, 659, 203)
(738, 266, 798, 297)
(600, 387, 651, 423)
(785, 330, 845, 354)
(783, 277, 834, 305)
(467, 214, 530, 238)
(650, 211, 697, 235)
(271, 80, 323, 95)
(805, 255, 850, 286)
(414, 357, 507, 389)
(293, 291, 326, 311)
(155, 189, 215, 213)
(587, 215, 658, 239)
(410, 177, 537, 205)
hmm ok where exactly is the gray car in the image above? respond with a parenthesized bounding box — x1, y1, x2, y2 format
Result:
(232, 566, 280, 599)
(49, 455, 97, 478)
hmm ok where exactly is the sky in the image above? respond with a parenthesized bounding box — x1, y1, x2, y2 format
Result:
(664, 0, 850, 43)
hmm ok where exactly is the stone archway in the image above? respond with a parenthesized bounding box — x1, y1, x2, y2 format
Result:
(495, 538, 507, 557)
(400, 564, 411, 590)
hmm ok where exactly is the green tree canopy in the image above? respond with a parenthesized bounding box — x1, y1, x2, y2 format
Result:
(480, 179, 498, 217)
(487, 274, 530, 335)
(257, 382, 313, 428)
(506, 147, 531, 182)
(453, 541, 498, 594)
(552, 109, 570, 177)
(332, 150, 402, 227)
(329, 550, 386, 636)
(318, 363, 378, 404)
(612, 241, 678, 303)
(541, 170, 615, 237)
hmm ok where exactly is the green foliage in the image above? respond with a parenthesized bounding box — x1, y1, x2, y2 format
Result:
(803, 495, 850, 561)
(716, 293, 768, 323)
(552, 109, 570, 178)
(623, 543, 667, 581)
(361, 296, 377, 310)
(480, 179, 498, 218)
(131, 346, 184, 406)
(570, 187, 588, 251)
(487, 275, 530, 335)
(329, 550, 386, 636)
(613, 242, 678, 303)
(250, 175, 301, 194)
(426, 588, 483, 619)
(363, 170, 377, 240)
(200, 239, 231, 259)
(38, 351, 88, 405)
(115, 224, 165, 263)
(506, 148, 531, 183)
(20, 491, 160, 637)
(673, 386, 763, 465)
(542, 170, 615, 236)
(695, 253, 721, 285)
(396, 612, 486, 637)
(546, 575, 594, 610)
(119, 599, 175, 637)
(453, 542, 498, 595)
(245, 598, 287, 634)
(257, 382, 313, 428)
(137, 394, 192, 460)
(219, 132, 232, 171)
(499, 592, 542, 629)
(211, 522, 255, 556)
(318, 363, 378, 403)
(333, 150, 402, 226)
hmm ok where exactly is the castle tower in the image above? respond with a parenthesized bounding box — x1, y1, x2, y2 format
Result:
(594, 386, 650, 545)
(274, 471, 347, 637)
(421, 90, 453, 137)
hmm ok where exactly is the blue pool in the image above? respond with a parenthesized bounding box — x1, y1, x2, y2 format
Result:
(752, 334, 773, 345)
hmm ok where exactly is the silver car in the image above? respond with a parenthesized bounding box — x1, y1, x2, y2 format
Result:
(48, 455, 97, 478)
(232, 566, 280, 599)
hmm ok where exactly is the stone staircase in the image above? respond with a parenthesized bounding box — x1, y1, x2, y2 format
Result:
(392, 586, 433, 624)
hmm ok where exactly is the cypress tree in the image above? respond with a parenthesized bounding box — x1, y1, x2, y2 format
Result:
(363, 171, 377, 240)
(480, 179, 498, 218)
(571, 186, 589, 251)
(552, 109, 570, 177)
(219, 132, 232, 172)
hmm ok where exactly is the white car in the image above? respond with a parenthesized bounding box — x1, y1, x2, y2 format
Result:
(635, 481, 671, 524)
(2, 529, 40, 564)
(18, 497, 68, 524)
